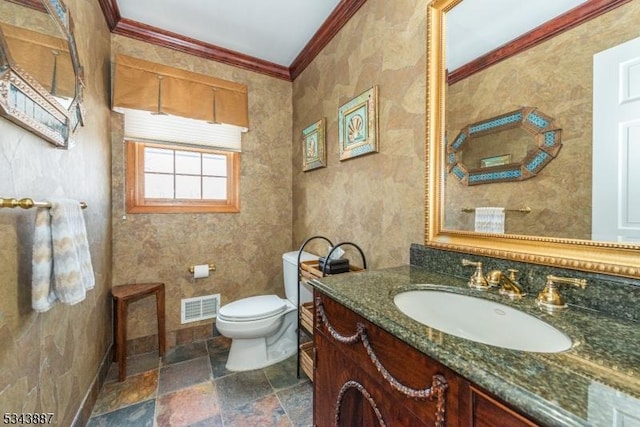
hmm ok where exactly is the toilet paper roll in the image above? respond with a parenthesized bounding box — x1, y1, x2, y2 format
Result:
(193, 264, 209, 279)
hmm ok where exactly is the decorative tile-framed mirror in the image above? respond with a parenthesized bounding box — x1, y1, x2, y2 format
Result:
(448, 107, 562, 185)
(0, 0, 84, 148)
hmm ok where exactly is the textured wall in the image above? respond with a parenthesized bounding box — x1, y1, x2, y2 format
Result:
(0, 0, 112, 425)
(444, 1, 640, 240)
(292, 0, 426, 268)
(110, 36, 294, 342)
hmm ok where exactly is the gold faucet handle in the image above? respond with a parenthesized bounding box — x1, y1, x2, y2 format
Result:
(536, 275, 587, 311)
(546, 275, 587, 289)
(461, 259, 490, 290)
(461, 259, 480, 268)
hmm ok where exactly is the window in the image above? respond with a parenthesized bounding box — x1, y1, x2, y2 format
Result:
(126, 141, 239, 213)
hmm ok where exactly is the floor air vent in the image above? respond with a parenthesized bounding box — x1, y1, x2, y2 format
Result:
(181, 294, 220, 324)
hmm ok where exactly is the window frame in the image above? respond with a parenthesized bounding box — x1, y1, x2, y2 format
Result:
(125, 140, 240, 213)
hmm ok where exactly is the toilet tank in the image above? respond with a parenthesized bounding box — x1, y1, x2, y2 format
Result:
(282, 250, 318, 305)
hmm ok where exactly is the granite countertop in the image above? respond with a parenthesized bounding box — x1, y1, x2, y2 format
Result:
(309, 265, 640, 427)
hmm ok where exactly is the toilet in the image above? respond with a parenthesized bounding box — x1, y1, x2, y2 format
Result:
(215, 250, 318, 371)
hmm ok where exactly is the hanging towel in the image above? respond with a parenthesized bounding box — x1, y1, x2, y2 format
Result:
(50, 198, 95, 304)
(31, 199, 95, 312)
(474, 207, 505, 234)
(32, 207, 57, 312)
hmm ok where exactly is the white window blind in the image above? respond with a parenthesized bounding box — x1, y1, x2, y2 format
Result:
(119, 107, 246, 151)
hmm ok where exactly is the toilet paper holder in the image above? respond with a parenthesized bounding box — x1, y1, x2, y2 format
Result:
(188, 264, 216, 274)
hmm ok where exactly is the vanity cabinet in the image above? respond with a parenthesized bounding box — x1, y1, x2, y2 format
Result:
(313, 290, 541, 426)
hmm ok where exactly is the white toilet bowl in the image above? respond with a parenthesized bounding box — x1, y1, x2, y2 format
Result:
(215, 250, 318, 371)
(216, 295, 297, 371)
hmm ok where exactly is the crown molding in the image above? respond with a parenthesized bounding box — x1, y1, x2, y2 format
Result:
(115, 17, 291, 80)
(97, 0, 120, 31)
(98, 0, 367, 82)
(289, 0, 368, 80)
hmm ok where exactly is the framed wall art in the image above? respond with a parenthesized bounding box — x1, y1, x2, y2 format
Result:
(302, 118, 326, 171)
(338, 86, 379, 161)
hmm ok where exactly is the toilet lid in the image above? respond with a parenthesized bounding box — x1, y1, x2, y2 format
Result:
(218, 295, 287, 321)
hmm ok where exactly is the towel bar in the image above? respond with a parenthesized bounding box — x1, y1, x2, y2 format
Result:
(462, 206, 530, 213)
(0, 197, 87, 209)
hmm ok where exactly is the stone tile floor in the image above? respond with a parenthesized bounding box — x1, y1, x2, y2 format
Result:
(87, 336, 312, 426)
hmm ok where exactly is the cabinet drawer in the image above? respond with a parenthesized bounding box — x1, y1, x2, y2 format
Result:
(467, 385, 540, 427)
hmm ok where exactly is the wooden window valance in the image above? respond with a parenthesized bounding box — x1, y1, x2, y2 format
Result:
(112, 54, 249, 129)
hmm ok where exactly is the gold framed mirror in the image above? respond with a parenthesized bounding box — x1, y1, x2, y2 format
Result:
(426, 0, 640, 279)
(0, 0, 84, 148)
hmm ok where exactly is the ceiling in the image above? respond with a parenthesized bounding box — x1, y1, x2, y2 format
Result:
(116, 0, 342, 67)
(98, 0, 606, 82)
(99, 0, 366, 81)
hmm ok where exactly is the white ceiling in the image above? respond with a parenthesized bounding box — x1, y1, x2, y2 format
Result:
(116, 0, 342, 67)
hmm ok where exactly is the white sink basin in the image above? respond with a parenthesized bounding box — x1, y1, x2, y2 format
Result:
(394, 290, 572, 353)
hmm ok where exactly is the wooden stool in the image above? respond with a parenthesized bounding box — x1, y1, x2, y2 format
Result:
(112, 282, 166, 382)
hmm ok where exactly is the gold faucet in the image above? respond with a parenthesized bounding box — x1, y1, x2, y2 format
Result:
(536, 275, 587, 311)
(461, 259, 491, 290)
(487, 269, 526, 299)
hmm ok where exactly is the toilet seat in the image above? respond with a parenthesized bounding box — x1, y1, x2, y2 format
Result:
(218, 295, 287, 322)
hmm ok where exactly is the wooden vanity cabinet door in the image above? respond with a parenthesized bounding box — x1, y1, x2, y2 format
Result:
(314, 332, 433, 426)
(313, 291, 460, 426)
